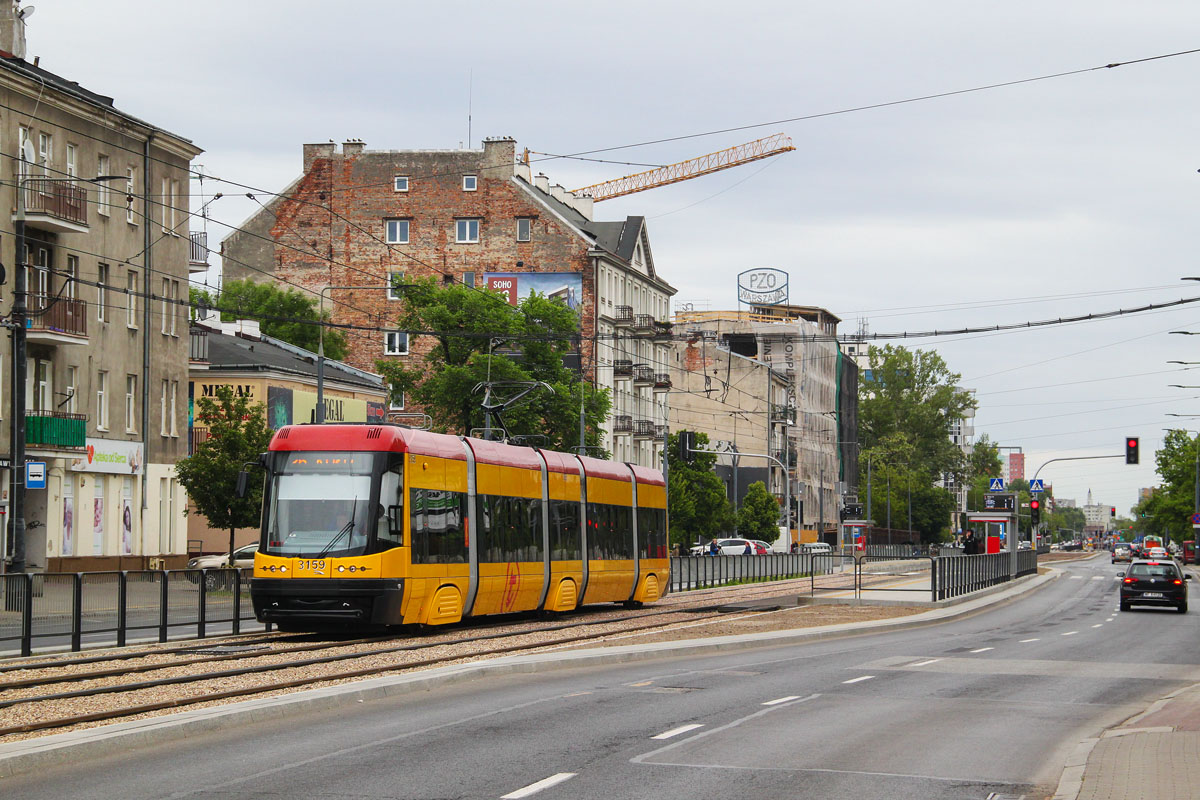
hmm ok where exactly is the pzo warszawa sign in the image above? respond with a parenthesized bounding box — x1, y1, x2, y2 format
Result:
(737, 268, 789, 306)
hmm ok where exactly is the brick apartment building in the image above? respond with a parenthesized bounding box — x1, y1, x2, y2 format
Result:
(222, 137, 675, 467)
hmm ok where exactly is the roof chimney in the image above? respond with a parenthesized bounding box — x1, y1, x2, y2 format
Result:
(0, 2, 29, 60)
(343, 139, 365, 156)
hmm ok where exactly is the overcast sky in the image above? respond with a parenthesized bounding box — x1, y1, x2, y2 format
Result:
(27, 1, 1200, 515)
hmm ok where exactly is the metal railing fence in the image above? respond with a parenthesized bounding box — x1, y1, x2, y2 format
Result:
(1, 569, 261, 657)
(669, 553, 814, 592)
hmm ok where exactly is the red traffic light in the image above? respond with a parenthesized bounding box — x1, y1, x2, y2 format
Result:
(1030, 499, 1040, 510)
(1125, 436, 1139, 464)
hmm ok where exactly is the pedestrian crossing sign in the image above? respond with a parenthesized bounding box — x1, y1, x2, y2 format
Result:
(988, 478, 1004, 491)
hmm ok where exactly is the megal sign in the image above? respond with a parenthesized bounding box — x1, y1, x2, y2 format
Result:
(737, 268, 789, 305)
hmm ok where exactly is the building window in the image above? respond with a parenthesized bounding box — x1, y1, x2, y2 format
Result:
(160, 379, 169, 435)
(385, 331, 409, 355)
(97, 155, 110, 216)
(38, 132, 50, 176)
(126, 375, 137, 433)
(170, 179, 180, 233)
(385, 218, 409, 244)
(170, 380, 178, 437)
(516, 218, 531, 242)
(97, 263, 109, 322)
(160, 177, 170, 232)
(463, 271, 475, 288)
(97, 371, 109, 430)
(161, 278, 170, 333)
(462, 175, 477, 191)
(65, 366, 76, 413)
(65, 255, 78, 300)
(393, 176, 409, 192)
(66, 144, 76, 178)
(387, 270, 406, 300)
(33, 359, 51, 412)
(170, 279, 179, 335)
(455, 218, 480, 243)
(389, 388, 405, 411)
(126, 166, 136, 224)
(126, 270, 138, 328)
(17, 126, 28, 177)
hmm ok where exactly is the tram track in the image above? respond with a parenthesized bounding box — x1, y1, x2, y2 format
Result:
(0, 577, 827, 740)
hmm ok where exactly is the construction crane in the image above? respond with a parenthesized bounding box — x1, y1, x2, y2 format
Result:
(571, 133, 795, 202)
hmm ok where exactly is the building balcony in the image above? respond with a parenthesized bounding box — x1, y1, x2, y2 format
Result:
(653, 373, 671, 390)
(654, 424, 668, 438)
(613, 305, 633, 326)
(26, 411, 87, 450)
(771, 407, 795, 425)
(189, 426, 210, 455)
(26, 295, 87, 345)
(633, 419, 655, 438)
(633, 314, 655, 331)
(612, 415, 633, 434)
(18, 179, 89, 233)
(613, 359, 633, 379)
(632, 365, 654, 385)
(189, 231, 210, 273)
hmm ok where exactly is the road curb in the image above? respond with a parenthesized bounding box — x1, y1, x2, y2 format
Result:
(0, 568, 1057, 779)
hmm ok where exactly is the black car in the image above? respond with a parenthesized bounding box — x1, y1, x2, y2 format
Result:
(1119, 559, 1190, 613)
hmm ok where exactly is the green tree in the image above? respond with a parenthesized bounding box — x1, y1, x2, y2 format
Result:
(738, 481, 782, 542)
(175, 385, 274, 557)
(1136, 430, 1200, 543)
(667, 431, 736, 547)
(375, 279, 610, 451)
(859, 344, 976, 483)
(191, 279, 348, 360)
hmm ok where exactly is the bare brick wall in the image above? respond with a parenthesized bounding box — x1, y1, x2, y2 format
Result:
(225, 139, 598, 385)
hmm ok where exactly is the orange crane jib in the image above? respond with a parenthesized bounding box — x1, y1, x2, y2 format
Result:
(572, 133, 795, 202)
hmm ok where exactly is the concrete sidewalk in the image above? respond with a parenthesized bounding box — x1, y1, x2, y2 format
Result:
(1053, 681, 1200, 800)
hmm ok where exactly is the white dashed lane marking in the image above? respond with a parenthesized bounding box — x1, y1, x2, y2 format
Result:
(652, 724, 704, 739)
(843, 675, 875, 684)
(970, 647, 994, 653)
(761, 696, 800, 706)
(501, 773, 577, 799)
(1062, 631, 1079, 636)
(1092, 624, 1103, 628)
(910, 658, 941, 667)
(1020, 638, 1040, 643)
(1070, 575, 1084, 580)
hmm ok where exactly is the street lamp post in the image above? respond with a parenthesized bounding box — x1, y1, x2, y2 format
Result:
(316, 283, 410, 422)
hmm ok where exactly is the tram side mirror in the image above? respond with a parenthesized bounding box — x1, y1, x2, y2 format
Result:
(258, 452, 270, 469)
(235, 470, 250, 499)
(388, 504, 404, 543)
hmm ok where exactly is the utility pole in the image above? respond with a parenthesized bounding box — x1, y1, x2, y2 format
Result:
(7, 154, 28, 574)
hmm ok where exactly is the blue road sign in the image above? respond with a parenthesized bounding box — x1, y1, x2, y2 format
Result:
(26, 461, 46, 490)
(988, 478, 1005, 491)
(1029, 479, 1044, 493)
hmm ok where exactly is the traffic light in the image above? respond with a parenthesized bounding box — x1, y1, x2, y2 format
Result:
(1125, 437, 1139, 464)
(1111, 507, 1116, 518)
(678, 430, 696, 463)
(1030, 498, 1041, 525)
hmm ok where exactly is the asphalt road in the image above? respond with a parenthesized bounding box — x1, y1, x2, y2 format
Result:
(6, 555, 1198, 800)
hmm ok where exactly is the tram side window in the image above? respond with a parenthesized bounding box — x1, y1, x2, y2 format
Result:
(478, 494, 543, 563)
(378, 467, 405, 548)
(549, 499, 582, 561)
(410, 488, 467, 564)
(587, 503, 633, 560)
(637, 507, 667, 559)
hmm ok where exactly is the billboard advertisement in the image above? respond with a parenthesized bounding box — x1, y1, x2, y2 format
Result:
(484, 272, 582, 310)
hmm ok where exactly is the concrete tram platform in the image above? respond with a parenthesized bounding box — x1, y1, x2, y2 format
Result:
(0, 567, 1059, 778)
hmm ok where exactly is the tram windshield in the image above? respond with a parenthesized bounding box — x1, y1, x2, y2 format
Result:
(265, 453, 378, 557)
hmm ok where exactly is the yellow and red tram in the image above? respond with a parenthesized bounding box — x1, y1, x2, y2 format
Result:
(250, 424, 668, 629)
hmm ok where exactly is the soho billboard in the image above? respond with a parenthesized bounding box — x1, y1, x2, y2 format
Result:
(737, 267, 789, 305)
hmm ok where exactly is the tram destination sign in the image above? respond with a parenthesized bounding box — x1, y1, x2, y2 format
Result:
(737, 267, 789, 306)
(983, 493, 1016, 511)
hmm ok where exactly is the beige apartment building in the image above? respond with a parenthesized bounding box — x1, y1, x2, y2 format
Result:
(0, 4, 203, 572)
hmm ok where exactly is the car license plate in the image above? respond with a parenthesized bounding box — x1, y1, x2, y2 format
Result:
(1142, 592, 1164, 598)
